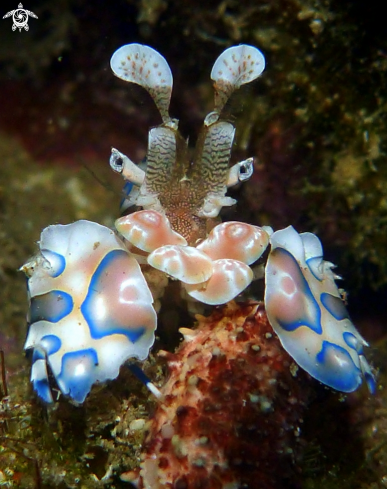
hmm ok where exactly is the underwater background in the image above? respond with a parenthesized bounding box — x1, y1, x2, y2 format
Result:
(0, 0, 386, 487)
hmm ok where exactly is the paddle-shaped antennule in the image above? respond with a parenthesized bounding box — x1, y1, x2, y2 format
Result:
(210, 44, 265, 117)
(110, 43, 173, 124)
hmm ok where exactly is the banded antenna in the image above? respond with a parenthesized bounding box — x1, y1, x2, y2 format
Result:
(110, 44, 173, 125)
(209, 44, 265, 122)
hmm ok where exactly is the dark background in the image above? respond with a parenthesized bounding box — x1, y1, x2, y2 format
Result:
(1, 0, 386, 345)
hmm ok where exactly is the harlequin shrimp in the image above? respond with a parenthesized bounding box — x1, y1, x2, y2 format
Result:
(20, 43, 375, 405)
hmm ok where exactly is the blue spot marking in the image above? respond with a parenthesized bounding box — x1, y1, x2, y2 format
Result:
(306, 256, 323, 281)
(32, 349, 45, 362)
(30, 337, 61, 363)
(120, 181, 134, 209)
(57, 349, 99, 403)
(275, 248, 322, 334)
(30, 290, 73, 323)
(320, 293, 350, 321)
(41, 249, 66, 277)
(81, 250, 146, 342)
(125, 327, 146, 343)
(343, 331, 363, 353)
(40, 334, 62, 355)
(123, 181, 134, 195)
(34, 378, 53, 403)
(365, 371, 376, 395)
(316, 340, 361, 392)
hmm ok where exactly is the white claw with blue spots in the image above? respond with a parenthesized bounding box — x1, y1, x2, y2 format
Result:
(22, 220, 157, 403)
(264, 225, 375, 394)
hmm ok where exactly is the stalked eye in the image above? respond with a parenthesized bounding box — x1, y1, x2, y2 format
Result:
(110, 147, 145, 186)
(113, 155, 123, 168)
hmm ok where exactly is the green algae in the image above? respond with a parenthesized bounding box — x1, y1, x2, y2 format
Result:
(0, 133, 159, 487)
(1, 1, 385, 290)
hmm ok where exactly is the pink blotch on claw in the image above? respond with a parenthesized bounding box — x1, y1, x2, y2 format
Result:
(115, 210, 187, 252)
(185, 259, 253, 305)
(264, 225, 375, 394)
(197, 221, 271, 265)
(147, 245, 213, 284)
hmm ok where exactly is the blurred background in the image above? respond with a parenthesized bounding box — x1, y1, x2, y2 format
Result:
(1, 0, 386, 360)
(0, 0, 386, 485)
